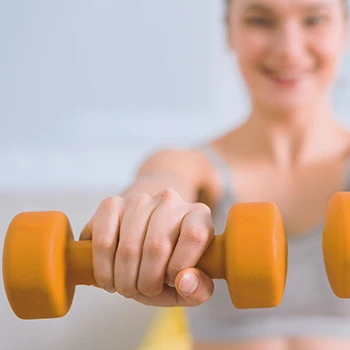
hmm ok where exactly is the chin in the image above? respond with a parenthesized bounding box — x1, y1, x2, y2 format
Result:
(259, 94, 318, 114)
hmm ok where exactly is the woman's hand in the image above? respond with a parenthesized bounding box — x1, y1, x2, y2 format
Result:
(80, 188, 215, 307)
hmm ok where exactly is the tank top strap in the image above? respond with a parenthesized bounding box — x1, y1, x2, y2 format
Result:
(199, 143, 233, 197)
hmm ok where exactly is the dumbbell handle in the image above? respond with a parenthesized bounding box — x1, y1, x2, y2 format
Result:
(68, 234, 226, 287)
(67, 240, 97, 287)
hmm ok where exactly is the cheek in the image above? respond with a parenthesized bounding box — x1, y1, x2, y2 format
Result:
(311, 34, 345, 82)
(308, 19, 346, 75)
(315, 50, 339, 83)
(233, 32, 268, 81)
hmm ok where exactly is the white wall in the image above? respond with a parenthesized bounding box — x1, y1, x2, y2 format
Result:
(0, 1, 350, 349)
(0, 0, 242, 192)
(1, 1, 350, 191)
(1, 1, 349, 191)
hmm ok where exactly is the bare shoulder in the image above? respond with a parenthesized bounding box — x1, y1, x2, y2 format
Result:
(138, 146, 217, 182)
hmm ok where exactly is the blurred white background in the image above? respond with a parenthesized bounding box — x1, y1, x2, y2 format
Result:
(0, 1, 349, 349)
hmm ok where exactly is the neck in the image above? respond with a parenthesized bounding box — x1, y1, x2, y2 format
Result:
(241, 98, 346, 170)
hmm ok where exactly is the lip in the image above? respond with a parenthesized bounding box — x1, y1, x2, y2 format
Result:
(263, 67, 307, 87)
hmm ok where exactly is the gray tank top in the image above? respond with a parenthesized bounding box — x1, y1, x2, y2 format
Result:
(185, 144, 350, 341)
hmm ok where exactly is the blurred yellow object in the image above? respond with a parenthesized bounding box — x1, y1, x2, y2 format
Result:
(137, 307, 192, 350)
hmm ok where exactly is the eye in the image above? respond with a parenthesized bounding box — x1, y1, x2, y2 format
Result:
(245, 17, 273, 27)
(305, 15, 328, 26)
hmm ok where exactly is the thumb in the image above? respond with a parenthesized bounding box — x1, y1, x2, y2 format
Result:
(175, 267, 214, 307)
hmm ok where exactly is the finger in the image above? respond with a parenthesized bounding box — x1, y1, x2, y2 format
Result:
(113, 193, 157, 298)
(79, 200, 104, 241)
(91, 196, 124, 293)
(175, 267, 214, 306)
(137, 188, 186, 297)
(166, 203, 214, 285)
(132, 267, 214, 307)
(79, 218, 94, 241)
(132, 285, 180, 306)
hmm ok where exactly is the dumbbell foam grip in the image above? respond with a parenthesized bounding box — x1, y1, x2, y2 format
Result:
(67, 241, 98, 287)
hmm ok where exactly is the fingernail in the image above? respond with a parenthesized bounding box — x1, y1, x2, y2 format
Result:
(106, 286, 116, 294)
(179, 274, 198, 296)
(165, 276, 175, 287)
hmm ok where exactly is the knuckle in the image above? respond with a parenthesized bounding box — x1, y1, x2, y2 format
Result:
(182, 226, 210, 246)
(159, 188, 179, 202)
(98, 196, 124, 213)
(94, 272, 112, 290)
(115, 283, 137, 299)
(94, 236, 115, 251)
(194, 202, 211, 214)
(145, 239, 172, 259)
(119, 241, 141, 261)
(138, 283, 163, 297)
(100, 196, 122, 211)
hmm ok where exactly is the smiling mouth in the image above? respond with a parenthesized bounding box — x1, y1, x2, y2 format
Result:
(262, 67, 309, 86)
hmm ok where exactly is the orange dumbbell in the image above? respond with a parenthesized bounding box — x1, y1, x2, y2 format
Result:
(2, 202, 288, 320)
(323, 192, 350, 298)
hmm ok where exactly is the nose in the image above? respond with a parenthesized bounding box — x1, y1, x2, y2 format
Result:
(273, 22, 305, 66)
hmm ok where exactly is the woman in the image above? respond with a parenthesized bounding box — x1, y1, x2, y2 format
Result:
(80, 0, 350, 349)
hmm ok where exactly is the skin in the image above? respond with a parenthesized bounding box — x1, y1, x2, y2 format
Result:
(80, 0, 350, 348)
